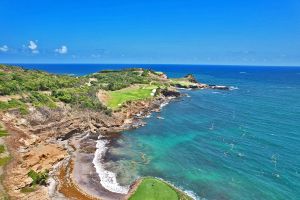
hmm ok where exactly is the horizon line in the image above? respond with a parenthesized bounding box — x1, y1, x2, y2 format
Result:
(1, 62, 300, 68)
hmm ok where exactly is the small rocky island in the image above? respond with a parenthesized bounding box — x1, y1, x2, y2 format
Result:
(0, 64, 228, 200)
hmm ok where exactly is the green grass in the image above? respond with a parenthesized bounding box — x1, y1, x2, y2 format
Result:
(0, 145, 5, 154)
(27, 169, 49, 186)
(170, 78, 196, 87)
(0, 130, 8, 137)
(0, 156, 11, 166)
(0, 124, 8, 137)
(129, 178, 191, 200)
(107, 85, 157, 109)
(27, 92, 57, 109)
(20, 186, 37, 193)
(0, 99, 28, 115)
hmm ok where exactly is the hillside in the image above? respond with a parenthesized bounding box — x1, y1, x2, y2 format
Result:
(0, 64, 202, 200)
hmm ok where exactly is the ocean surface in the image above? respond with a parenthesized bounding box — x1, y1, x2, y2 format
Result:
(14, 64, 300, 200)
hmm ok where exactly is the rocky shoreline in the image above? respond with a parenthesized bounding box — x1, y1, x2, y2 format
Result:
(1, 88, 183, 200)
(0, 67, 230, 200)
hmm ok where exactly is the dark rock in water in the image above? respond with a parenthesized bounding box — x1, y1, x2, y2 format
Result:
(209, 85, 230, 90)
(160, 89, 181, 97)
(184, 74, 198, 83)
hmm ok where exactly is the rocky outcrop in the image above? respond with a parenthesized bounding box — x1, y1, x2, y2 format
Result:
(184, 74, 198, 83)
(160, 88, 181, 97)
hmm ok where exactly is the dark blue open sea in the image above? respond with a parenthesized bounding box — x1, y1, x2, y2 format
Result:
(16, 64, 300, 199)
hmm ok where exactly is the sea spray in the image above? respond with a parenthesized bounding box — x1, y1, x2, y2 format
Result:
(92, 137, 129, 194)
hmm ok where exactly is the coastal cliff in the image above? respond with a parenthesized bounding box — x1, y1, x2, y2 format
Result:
(0, 64, 226, 200)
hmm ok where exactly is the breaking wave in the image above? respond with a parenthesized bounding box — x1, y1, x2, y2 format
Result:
(92, 137, 129, 194)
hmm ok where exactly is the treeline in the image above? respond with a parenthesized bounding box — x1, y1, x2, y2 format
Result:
(0, 65, 162, 114)
(88, 70, 151, 91)
(0, 65, 86, 95)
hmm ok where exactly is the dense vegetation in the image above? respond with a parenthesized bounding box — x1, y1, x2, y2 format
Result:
(0, 65, 86, 95)
(0, 65, 112, 112)
(88, 69, 151, 91)
(0, 64, 171, 113)
(0, 64, 195, 113)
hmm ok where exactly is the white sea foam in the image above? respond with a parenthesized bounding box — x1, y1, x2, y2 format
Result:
(184, 190, 201, 200)
(229, 86, 239, 90)
(155, 177, 199, 200)
(92, 137, 129, 194)
(160, 101, 169, 109)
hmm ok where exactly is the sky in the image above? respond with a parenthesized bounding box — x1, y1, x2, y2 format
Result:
(0, 0, 300, 66)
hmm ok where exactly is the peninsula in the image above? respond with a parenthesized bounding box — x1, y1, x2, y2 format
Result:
(0, 64, 227, 200)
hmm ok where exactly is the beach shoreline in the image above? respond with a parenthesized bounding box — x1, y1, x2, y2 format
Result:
(1, 90, 182, 200)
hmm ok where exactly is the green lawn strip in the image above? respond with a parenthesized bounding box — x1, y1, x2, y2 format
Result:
(170, 78, 196, 87)
(107, 85, 157, 109)
(129, 177, 192, 200)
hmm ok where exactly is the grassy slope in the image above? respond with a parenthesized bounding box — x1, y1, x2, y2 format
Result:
(129, 178, 192, 200)
(170, 78, 197, 87)
(0, 65, 170, 112)
(0, 65, 197, 112)
(107, 85, 157, 109)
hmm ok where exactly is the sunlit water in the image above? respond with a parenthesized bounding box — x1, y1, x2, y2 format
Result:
(19, 64, 300, 199)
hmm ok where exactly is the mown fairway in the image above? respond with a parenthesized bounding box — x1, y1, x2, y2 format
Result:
(106, 85, 157, 109)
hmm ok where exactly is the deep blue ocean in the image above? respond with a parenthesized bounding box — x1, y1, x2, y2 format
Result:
(15, 64, 300, 199)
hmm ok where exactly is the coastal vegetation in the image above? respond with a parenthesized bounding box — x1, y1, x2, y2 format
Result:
(20, 170, 49, 193)
(170, 78, 197, 87)
(0, 64, 198, 113)
(0, 156, 10, 166)
(0, 125, 8, 137)
(27, 169, 49, 186)
(0, 64, 85, 95)
(0, 99, 28, 115)
(0, 64, 202, 199)
(0, 145, 5, 154)
(129, 178, 192, 200)
(88, 69, 151, 91)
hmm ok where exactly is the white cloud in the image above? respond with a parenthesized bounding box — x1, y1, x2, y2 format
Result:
(28, 40, 39, 54)
(0, 45, 8, 52)
(55, 45, 68, 54)
(28, 40, 37, 50)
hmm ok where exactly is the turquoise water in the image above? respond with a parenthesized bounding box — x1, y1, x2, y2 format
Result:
(14, 64, 300, 199)
(102, 67, 300, 200)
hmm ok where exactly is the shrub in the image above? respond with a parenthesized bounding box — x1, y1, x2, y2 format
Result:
(0, 145, 5, 153)
(0, 156, 11, 166)
(26, 92, 57, 109)
(27, 169, 49, 186)
(0, 99, 28, 115)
